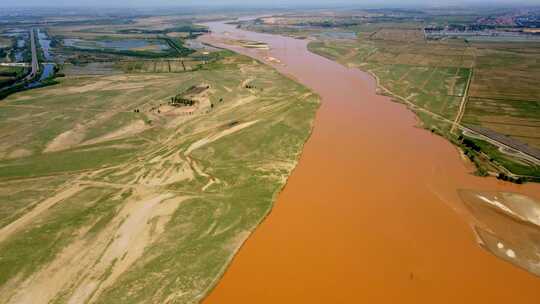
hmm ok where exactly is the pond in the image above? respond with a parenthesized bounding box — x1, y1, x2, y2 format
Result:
(3, 28, 28, 62)
(14, 50, 23, 62)
(37, 28, 53, 61)
(63, 38, 170, 52)
(39, 63, 55, 80)
(15, 36, 26, 62)
(16, 39, 26, 48)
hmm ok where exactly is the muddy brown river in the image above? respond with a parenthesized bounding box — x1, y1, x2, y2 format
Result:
(201, 21, 540, 303)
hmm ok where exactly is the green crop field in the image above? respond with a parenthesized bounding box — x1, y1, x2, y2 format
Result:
(309, 37, 472, 123)
(462, 43, 540, 151)
(0, 50, 319, 303)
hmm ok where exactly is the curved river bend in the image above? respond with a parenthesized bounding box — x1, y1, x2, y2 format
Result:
(200, 21, 540, 303)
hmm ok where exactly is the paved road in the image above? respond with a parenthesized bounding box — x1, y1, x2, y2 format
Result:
(26, 28, 39, 80)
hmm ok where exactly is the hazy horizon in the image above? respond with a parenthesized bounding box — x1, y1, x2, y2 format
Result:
(2, 0, 540, 8)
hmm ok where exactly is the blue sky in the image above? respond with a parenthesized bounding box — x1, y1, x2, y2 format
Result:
(1, 0, 539, 8)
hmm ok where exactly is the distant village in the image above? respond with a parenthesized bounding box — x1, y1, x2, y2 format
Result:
(425, 9, 540, 40)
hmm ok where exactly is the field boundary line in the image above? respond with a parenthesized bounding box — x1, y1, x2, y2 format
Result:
(451, 67, 473, 133)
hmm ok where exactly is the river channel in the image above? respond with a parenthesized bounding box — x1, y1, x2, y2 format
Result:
(200, 21, 540, 303)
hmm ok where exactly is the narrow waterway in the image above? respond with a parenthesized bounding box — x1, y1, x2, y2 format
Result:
(201, 21, 540, 303)
(36, 29, 54, 81)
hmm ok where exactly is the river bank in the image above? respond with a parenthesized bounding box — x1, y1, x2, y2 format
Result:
(200, 20, 540, 303)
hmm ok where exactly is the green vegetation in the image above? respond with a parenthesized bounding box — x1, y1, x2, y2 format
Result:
(308, 35, 472, 127)
(116, 24, 208, 36)
(241, 10, 540, 181)
(61, 36, 195, 58)
(115, 59, 205, 73)
(48, 17, 203, 65)
(169, 85, 209, 107)
(0, 50, 319, 303)
(0, 66, 28, 88)
(163, 37, 195, 57)
(454, 132, 539, 182)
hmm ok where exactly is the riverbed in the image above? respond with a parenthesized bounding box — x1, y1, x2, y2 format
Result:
(200, 21, 540, 303)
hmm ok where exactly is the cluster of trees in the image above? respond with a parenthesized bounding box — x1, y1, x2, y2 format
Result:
(460, 137, 481, 152)
(497, 172, 524, 184)
(458, 135, 531, 183)
(457, 135, 487, 176)
(168, 85, 215, 108)
(163, 38, 194, 57)
(0, 70, 20, 78)
(49, 37, 62, 48)
(0, 67, 29, 89)
(117, 25, 209, 36)
(169, 95, 195, 107)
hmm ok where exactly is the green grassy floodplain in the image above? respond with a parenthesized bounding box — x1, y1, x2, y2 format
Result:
(0, 50, 319, 303)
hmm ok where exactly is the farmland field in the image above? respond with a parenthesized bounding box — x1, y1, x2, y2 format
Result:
(463, 43, 540, 150)
(307, 26, 540, 180)
(309, 36, 473, 124)
(116, 59, 206, 73)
